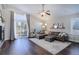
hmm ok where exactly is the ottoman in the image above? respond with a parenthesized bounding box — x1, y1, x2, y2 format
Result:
(36, 34, 47, 39)
(45, 35, 56, 42)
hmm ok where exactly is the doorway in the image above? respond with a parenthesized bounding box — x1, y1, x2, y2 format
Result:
(14, 13, 27, 39)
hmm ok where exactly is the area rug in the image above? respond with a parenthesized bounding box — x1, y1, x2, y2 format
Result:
(29, 38, 71, 55)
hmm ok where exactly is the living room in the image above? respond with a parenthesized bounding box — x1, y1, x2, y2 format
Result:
(0, 4, 79, 55)
(30, 4, 79, 42)
(29, 4, 79, 55)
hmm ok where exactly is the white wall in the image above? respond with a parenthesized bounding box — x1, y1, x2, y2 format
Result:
(47, 16, 71, 34)
(0, 5, 2, 10)
(0, 5, 11, 40)
(2, 10, 11, 40)
(42, 13, 79, 35)
(30, 15, 41, 32)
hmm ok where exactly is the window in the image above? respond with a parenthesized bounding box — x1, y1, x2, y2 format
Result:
(14, 13, 27, 38)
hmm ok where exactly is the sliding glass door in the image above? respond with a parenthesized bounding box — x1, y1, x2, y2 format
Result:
(16, 21, 27, 36)
(14, 13, 27, 38)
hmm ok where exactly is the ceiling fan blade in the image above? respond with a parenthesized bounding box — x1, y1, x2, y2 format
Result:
(46, 12, 51, 15)
(46, 10, 50, 12)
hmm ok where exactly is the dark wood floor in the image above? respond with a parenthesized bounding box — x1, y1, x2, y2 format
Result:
(57, 42, 79, 55)
(0, 38, 52, 55)
(0, 37, 79, 55)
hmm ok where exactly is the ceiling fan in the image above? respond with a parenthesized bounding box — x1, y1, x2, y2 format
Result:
(40, 4, 51, 17)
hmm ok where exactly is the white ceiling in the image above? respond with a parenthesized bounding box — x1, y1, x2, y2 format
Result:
(3, 4, 79, 16)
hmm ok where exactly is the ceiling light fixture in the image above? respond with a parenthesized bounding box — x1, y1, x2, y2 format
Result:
(40, 4, 51, 17)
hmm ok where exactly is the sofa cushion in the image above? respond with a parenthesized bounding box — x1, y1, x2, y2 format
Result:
(58, 32, 68, 37)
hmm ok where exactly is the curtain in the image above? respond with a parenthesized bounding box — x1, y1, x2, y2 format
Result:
(26, 14, 30, 37)
(10, 11, 15, 40)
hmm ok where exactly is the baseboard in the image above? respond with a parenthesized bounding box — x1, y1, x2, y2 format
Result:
(68, 41, 79, 44)
(4, 38, 16, 41)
